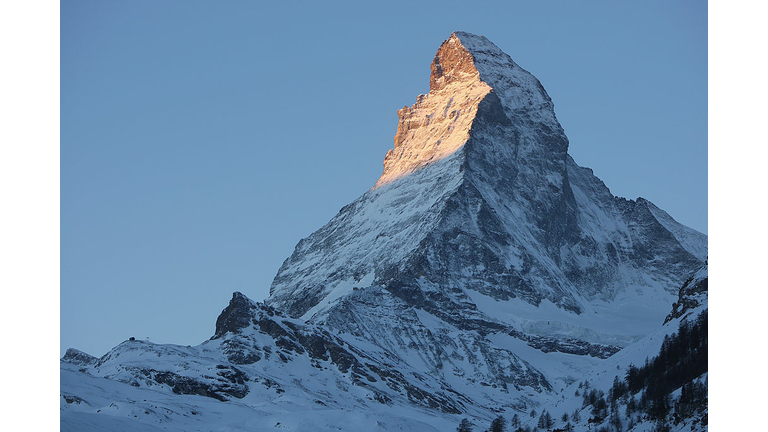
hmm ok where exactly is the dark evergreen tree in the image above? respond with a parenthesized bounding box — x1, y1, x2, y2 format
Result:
(544, 411, 554, 429)
(626, 395, 636, 417)
(457, 417, 473, 432)
(652, 419, 671, 432)
(609, 410, 622, 432)
(489, 415, 506, 432)
(625, 364, 641, 393)
(609, 375, 628, 402)
(591, 396, 608, 421)
(510, 413, 520, 428)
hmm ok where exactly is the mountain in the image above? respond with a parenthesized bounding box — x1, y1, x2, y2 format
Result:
(269, 31, 704, 321)
(61, 32, 706, 431)
(267, 30, 705, 401)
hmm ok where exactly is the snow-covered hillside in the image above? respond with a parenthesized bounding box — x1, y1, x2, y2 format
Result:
(61, 293, 471, 431)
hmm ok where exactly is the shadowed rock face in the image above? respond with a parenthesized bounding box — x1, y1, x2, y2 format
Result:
(665, 263, 708, 324)
(213, 292, 258, 339)
(135, 365, 250, 401)
(61, 348, 98, 366)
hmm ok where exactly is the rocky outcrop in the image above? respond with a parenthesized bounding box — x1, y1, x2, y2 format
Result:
(507, 329, 621, 359)
(61, 348, 98, 366)
(665, 262, 708, 324)
(134, 365, 249, 401)
(213, 291, 259, 339)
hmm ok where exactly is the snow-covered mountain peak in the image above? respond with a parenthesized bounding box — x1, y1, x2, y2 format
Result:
(270, 32, 705, 326)
(376, 31, 561, 188)
(448, 32, 556, 114)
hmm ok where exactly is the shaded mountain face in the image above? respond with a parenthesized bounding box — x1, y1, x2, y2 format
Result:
(268, 31, 705, 329)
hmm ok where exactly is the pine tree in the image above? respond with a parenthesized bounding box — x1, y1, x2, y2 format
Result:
(609, 410, 622, 432)
(537, 412, 547, 429)
(511, 414, 520, 428)
(571, 409, 581, 423)
(626, 395, 636, 417)
(457, 417, 473, 432)
(490, 415, 506, 432)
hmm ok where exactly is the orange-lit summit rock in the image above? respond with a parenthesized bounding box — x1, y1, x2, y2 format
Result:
(377, 33, 493, 187)
(375, 32, 566, 189)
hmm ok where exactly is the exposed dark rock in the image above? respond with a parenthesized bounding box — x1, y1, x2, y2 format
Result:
(61, 394, 87, 405)
(135, 367, 249, 401)
(665, 263, 708, 324)
(61, 348, 98, 366)
(213, 292, 256, 339)
(220, 338, 262, 365)
(507, 329, 621, 359)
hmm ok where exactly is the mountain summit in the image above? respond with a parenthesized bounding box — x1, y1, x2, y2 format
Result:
(377, 32, 562, 187)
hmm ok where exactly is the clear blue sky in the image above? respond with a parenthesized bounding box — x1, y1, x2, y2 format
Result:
(61, 0, 707, 357)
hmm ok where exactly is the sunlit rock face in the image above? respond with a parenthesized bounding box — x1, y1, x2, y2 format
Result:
(376, 32, 565, 190)
(267, 31, 706, 404)
(377, 34, 493, 187)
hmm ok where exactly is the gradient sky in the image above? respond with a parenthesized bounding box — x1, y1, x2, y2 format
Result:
(61, 0, 707, 357)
